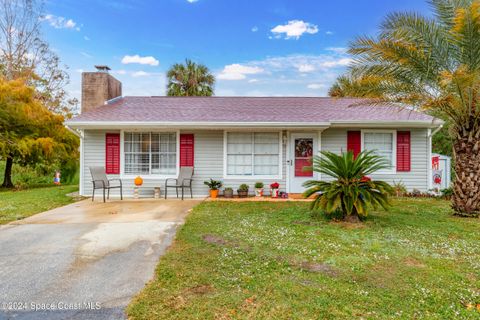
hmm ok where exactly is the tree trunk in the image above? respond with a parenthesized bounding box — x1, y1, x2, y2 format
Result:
(452, 128, 480, 217)
(2, 156, 14, 188)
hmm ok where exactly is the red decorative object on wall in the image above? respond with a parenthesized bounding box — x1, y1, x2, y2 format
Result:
(105, 133, 120, 174)
(397, 131, 411, 172)
(180, 134, 194, 167)
(347, 131, 361, 158)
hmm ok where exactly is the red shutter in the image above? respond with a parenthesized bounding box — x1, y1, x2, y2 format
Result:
(105, 133, 120, 174)
(397, 131, 411, 172)
(180, 134, 194, 167)
(347, 131, 361, 158)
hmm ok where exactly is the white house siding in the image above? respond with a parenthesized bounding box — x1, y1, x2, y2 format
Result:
(80, 127, 429, 198)
(321, 128, 430, 191)
(81, 129, 287, 198)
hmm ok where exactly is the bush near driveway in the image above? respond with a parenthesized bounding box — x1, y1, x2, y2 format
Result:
(128, 199, 480, 319)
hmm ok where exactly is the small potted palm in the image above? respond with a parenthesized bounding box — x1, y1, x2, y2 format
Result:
(224, 187, 233, 198)
(270, 182, 280, 198)
(237, 184, 249, 198)
(254, 182, 264, 197)
(204, 179, 222, 198)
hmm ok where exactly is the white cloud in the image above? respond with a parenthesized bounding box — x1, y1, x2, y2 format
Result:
(113, 69, 127, 75)
(251, 26, 258, 32)
(132, 71, 150, 77)
(41, 14, 79, 30)
(187, 0, 198, 2)
(297, 64, 315, 73)
(215, 52, 353, 97)
(75, 68, 84, 73)
(80, 52, 92, 58)
(307, 83, 327, 89)
(325, 31, 334, 35)
(121, 54, 159, 66)
(270, 20, 318, 39)
(217, 64, 264, 80)
(84, 36, 90, 41)
(326, 47, 348, 54)
(320, 58, 353, 68)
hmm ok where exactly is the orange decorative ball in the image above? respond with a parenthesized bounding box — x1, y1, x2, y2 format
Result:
(134, 176, 143, 186)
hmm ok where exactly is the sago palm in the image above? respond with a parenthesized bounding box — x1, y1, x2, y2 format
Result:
(339, 0, 480, 217)
(166, 59, 215, 96)
(303, 151, 393, 222)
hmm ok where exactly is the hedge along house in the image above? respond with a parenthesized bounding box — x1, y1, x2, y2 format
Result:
(66, 67, 444, 198)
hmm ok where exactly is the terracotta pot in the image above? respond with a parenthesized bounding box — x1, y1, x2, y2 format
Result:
(134, 176, 143, 186)
(255, 188, 264, 197)
(209, 189, 219, 198)
(237, 190, 249, 198)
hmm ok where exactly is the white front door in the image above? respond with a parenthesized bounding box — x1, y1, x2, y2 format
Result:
(288, 133, 318, 193)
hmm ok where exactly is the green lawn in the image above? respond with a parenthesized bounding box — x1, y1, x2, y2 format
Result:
(0, 185, 79, 224)
(128, 198, 480, 319)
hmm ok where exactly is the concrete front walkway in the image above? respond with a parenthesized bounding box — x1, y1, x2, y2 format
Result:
(0, 199, 201, 320)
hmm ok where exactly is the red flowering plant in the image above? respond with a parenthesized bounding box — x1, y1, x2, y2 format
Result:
(270, 182, 280, 189)
(302, 150, 393, 222)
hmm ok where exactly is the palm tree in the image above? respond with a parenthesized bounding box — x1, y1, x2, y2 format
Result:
(303, 151, 393, 223)
(329, 74, 385, 98)
(337, 0, 480, 217)
(166, 59, 215, 96)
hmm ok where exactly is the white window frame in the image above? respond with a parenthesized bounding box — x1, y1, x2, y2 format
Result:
(120, 129, 180, 179)
(223, 130, 283, 180)
(361, 129, 397, 174)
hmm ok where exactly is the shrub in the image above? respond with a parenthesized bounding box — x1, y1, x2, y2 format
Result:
(254, 182, 264, 189)
(238, 184, 249, 191)
(203, 179, 222, 190)
(303, 150, 393, 222)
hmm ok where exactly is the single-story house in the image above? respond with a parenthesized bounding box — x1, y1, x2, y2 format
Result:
(66, 67, 444, 198)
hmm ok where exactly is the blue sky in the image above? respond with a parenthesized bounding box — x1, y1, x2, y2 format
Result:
(42, 0, 431, 100)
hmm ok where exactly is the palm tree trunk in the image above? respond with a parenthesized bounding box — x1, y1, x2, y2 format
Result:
(452, 128, 480, 217)
(2, 156, 14, 188)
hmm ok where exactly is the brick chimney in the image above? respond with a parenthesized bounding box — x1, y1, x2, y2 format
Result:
(81, 65, 122, 113)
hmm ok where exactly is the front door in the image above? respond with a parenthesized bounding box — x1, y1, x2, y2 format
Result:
(288, 133, 318, 193)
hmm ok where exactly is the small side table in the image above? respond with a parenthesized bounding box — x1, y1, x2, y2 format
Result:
(133, 186, 140, 199)
(154, 187, 161, 199)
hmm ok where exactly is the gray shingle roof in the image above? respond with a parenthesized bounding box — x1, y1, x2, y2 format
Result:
(68, 96, 437, 125)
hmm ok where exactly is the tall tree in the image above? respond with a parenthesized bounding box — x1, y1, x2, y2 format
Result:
(0, 78, 78, 188)
(337, 0, 480, 217)
(166, 59, 215, 96)
(0, 0, 77, 187)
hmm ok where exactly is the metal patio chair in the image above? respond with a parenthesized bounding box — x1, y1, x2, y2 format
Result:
(165, 167, 193, 200)
(89, 166, 123, 202)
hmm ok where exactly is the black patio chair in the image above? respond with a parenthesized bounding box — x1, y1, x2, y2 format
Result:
(165, 167, 193, 200)
(89, 166, 123, 202)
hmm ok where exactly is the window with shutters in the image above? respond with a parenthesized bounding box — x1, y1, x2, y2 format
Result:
(124, 132, 177, 175)
(362, 130, 396, 174)
(397, 131, 411, 172)
(225, 132, 281, 178)
(106, 133, 120, 174)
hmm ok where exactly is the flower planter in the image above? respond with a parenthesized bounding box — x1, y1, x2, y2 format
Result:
(209, 189, 219, 198)
(255, 188, 264, 197)
(237, 190, 249, 198)
(271, 188, 279, 198)
(224, 189, 233, 198)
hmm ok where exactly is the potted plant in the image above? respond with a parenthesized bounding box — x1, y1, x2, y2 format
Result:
(254, 182, 264, 197)
(270, 182, 280, 198)
(237, 184, 249, 198)
(224, 187, 234, 198)
(204, 179, 222, 198)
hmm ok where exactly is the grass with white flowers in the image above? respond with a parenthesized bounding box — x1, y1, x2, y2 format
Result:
(128, 198, 480, 319)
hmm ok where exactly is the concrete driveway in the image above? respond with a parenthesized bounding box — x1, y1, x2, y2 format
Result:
(0, 199, 201, 320)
